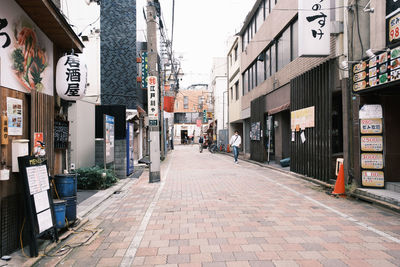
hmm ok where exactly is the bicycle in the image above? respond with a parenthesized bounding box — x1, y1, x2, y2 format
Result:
(208, 141, 218, 153)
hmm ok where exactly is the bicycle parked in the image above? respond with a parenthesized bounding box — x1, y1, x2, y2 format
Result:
(208, 141, 219, 153)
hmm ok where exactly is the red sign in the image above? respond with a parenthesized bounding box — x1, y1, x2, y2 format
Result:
(34, 132, 43, 148)
(148, 76, 157, 86)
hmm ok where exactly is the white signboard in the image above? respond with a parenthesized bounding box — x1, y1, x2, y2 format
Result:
(359, 104, 383, 119)
(0, 0, 54, 95)
(147, 76, 159, 118)
(56, 54, 87, 100)
(7, 97, 23, 135)
(298, 0, 330, 56)
(105, 115, 114, 164)
(26, 165, 50, 195)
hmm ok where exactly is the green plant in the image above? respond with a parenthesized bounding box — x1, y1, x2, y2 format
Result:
(75, 166, 118, 190)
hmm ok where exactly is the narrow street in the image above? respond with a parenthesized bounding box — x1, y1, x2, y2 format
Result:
(37, 145, 400, 267)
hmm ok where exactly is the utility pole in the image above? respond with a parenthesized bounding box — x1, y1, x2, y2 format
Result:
(147, 0, 161, 183)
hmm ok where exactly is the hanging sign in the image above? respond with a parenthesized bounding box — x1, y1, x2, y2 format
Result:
(298, 0, 330, 56)
(56, 54, 87, 101)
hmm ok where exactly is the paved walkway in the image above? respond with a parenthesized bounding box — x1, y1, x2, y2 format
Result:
(38, 145, 400, 267)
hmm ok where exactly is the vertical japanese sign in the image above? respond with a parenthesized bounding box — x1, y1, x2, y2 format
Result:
(147, 76, 159, 126)
(141, 52, 148, 89)
(298, 0, 330, 56)
(104, 115, 114, 164)
(202, 109, 207, 123)
(386, 1, 400, 45)
(7, 97, 23, 136)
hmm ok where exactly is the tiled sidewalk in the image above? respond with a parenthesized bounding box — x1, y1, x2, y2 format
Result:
(39, 145, 400, 266)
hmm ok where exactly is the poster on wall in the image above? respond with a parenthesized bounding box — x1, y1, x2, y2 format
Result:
(0, 0, 53, 95)
(291, 106, 315, 131)
(6, 97, 22, 135)
(250, 122, 261, 141)
(104, 115, 114, 164)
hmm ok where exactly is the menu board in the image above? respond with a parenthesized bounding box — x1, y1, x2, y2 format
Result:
(362, 171, 385, 187)
(360, 119, 383, 134)
(26, 165, 50, 195)
(359, 105, 385, 188)
(361, 136, 383, 152)
(54, 120, 69, 149)
(353, 46, 400, 92)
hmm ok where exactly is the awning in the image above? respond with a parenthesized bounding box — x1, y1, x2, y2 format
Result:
(268, 102, 290, 115)
(15, 0, 84, 52)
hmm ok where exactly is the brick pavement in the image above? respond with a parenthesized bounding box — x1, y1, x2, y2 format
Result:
(41, 145, 400, 267)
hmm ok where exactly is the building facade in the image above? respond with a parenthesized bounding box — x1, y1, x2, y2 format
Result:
(173, 86, 211, 144)
(349, 0, 400, 188)
(236, 0, 348, 183)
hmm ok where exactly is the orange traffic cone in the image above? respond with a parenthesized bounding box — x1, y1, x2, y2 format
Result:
(227, 144, 230, 153)
(332, 163, 346, 197)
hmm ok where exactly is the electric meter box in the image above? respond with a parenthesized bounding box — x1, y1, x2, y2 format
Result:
(12, 139, 29, 172)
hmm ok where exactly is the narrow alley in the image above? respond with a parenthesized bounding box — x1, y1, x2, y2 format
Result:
(37, 145, 400, 267)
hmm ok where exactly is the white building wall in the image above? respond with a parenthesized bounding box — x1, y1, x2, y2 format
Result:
(68, 101, 96, 169)
(81, 34, 101, 104)
(210, 58, 228, 132)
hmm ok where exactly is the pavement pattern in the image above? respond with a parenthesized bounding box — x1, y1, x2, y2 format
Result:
(38, 145, 400, 267)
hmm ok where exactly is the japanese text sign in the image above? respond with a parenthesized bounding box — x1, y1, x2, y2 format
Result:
(298, 0, 330, 56)
(386, 0, 400, 45)
(147, 76, 159, 118)
(56, 54, 87, 101)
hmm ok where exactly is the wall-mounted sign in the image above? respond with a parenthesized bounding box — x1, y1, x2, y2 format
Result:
(56, 54, 87, 101)
(104, 115, 114, 164)
(0, 0, 53, 95)
(359, 104, 383, 119)
(353, 46, 400, 92)
(361, 136, 383, 152)
(291, 106, 315, 131)
(298, 0, 330, 56)
(386, 1, 400, 45)
(361, 153, 384, 169)
(54, 120, 69, 149)
(7, 97, 23, 136)
(360, 119, 383, 134)
(141, 52, 148, 89)
(250, 122, 261, 141)
(147, 76, 159, 120)
(362, 171, 385, 187)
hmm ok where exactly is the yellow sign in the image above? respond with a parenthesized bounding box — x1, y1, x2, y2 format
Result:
(361, 153, 384, 169)
(362, 171, 384, 187)
(361, 136, 383, 152)
(360, 119, 382, 134)
(291, 106, 315, 131)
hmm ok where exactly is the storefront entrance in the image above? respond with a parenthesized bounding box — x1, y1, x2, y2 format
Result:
(382, 94, 400, 182)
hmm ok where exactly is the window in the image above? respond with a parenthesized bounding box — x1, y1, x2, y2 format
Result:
(253, 64, 257, 88)
(270, 43, 276, 75)
(243, 71, 248, 94)
(230, 87, 233, 100)
(184, 96, 188, 109)
(250, 66, 254, 90)
(243, 31, 248, 51)
(235, 81, 239, 100)
(257, 54, 265, 85)
(291, 20, 298, 60)
(234, 45, 238, 61)
(271, 0, 276, 10)
(277, 27, 291, 71)
(264, 0, 270, 19)
(265, 48, 271, 79)
(256, 4, 264, 32)
(198, 96, 204, 105)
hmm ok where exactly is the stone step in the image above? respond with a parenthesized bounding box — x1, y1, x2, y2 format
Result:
(386, 182, 400, 193)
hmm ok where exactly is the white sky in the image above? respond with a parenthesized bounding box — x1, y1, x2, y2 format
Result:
(65, 0, 256, 88)
(137, 0, 257, 87)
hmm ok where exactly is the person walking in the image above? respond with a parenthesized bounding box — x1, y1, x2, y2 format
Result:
(229, 130, 241, 163)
